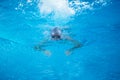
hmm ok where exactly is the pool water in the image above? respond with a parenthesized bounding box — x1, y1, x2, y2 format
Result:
(0, 0, 120, 80)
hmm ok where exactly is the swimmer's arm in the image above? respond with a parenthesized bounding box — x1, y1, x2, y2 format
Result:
(65, 36, 81, 55)
(34, 39, 51, 56)
(34, 39, 48, 51)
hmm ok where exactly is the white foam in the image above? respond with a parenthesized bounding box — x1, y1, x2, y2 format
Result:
(38, 0, 75, 21)
(27, 0, 32, 3)
(15, 0, 111, 24)
(38, 0, 109, 23)
(69, 0, 93, 12)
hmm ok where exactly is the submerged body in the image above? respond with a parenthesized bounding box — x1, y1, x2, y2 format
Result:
(35, 27, 81, 56)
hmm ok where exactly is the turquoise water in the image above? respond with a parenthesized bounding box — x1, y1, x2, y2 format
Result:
(0, 0, 120, 80)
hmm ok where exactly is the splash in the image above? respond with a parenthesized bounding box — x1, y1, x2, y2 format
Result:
(37, 0, 111, 24)
(15, 0, 111, 24)
(69, 0, 111, 14)
(38, 0, 75, 24)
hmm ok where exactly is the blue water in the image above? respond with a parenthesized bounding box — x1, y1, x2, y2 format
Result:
(0, 0, 120, 80)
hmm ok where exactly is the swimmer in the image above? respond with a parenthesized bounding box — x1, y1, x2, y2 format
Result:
(34, 27, 81, 56)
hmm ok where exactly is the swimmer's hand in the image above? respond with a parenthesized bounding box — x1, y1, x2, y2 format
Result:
(34, 46, 51, 56)
(44, 50, 51, 56)
(65, 50, 72, 56)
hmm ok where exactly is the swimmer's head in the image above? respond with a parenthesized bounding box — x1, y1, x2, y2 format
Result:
(51, 27, 61, 40)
